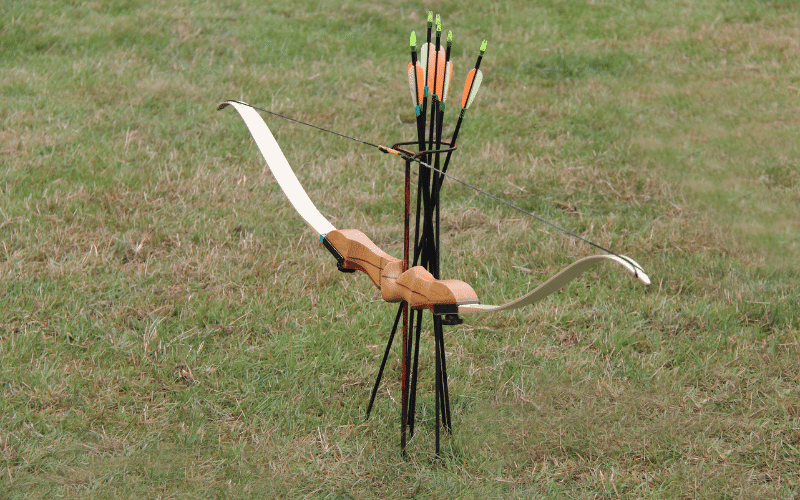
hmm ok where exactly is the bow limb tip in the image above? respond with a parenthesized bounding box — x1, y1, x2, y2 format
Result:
(217, 99, 250, 111)
(614, 254, 651, 286)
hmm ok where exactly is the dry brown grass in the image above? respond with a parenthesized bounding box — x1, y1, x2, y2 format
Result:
(2, 1, 799, 498)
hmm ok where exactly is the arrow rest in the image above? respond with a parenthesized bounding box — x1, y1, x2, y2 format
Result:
(321, 235, 356, 273)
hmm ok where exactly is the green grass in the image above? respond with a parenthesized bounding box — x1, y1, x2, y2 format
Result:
(2, 0, 799, 498)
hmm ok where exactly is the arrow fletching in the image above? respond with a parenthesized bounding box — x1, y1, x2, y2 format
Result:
(442, 31, 454, 103)
(419, 42, 430, 84)
(442, 61, 453, 102)
(461, 68, 483, 109)
(426, 46, 446, 98)
(407, 62, 424, 106)
(431, 51, 446, 98)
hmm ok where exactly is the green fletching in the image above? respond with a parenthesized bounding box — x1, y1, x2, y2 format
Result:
(410, 31, 416, 48)
(480, 39, 488, 54)
(466, 69, 483, 109)
(439, 100, 446, 112)
(447, 31, 453, 47)
(427, 11, 433, 26)
(435, 14, 441, 33)
(443, 60, 452, 102)
(419, 42, 430, 74)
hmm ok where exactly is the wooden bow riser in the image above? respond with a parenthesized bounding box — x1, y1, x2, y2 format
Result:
(324, 229, 479, 313)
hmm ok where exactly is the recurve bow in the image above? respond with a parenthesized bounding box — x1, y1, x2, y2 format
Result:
(218, 100, 650, 316)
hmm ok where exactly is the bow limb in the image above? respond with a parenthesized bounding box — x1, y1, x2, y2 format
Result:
(217, 100, 336, 237)
(457, 254, 651, 314)
(218, 99, 479, 313)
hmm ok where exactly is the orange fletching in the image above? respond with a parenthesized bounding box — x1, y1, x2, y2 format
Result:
(407, 62, 424, 106)
(462, 69, 477, 108)
(427, 47, 446, 98)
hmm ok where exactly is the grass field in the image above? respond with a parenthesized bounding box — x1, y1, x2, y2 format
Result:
(2, 1, 799, 498)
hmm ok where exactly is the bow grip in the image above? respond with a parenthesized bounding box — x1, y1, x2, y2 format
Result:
(323, 229, 479, 314)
